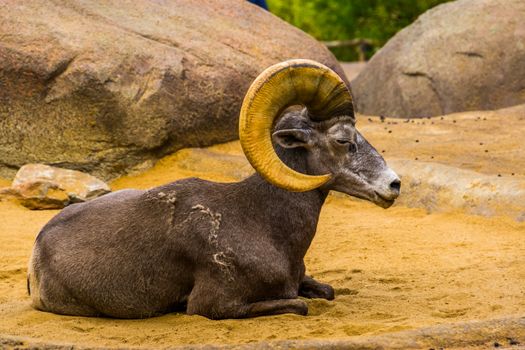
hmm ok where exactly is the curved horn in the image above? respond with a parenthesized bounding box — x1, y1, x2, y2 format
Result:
(239, 59, 354, 192)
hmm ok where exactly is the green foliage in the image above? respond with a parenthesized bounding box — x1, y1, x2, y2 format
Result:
(266, 0, 451, 61)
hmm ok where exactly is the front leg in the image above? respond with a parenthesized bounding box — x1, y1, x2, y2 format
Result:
(189, 292, 308, 319)
(244, 298, 307, 318)
(187, 276, 308, 319)
(299, 275, 335, 300)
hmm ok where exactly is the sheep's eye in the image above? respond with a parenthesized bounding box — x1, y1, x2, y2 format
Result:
(336, 139, 357, 153)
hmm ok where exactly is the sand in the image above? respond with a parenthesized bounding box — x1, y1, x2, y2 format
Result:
(1, 111, 524, 348)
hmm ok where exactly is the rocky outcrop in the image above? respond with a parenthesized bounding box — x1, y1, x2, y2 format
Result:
(1, 164, 110, 209)
(352, 0, 525, 118)
(0, 182, 70, 210)
(389, 160, 525, 222)
(0, 0, 345, 180)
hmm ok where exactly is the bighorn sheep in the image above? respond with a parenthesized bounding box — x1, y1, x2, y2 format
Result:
(28, 59, 400, 319)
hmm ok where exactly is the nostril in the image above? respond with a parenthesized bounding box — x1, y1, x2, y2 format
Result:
(390, 179, 401, 192)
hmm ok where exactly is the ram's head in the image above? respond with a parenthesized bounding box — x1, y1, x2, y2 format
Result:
(239, 59, 400, 208)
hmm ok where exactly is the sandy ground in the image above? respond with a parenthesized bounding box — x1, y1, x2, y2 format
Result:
(1, 195, 524, 348)
(1, 108, 525, 348)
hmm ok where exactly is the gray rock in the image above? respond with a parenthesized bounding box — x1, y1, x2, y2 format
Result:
(5, 164, 110, 209)
(4, 181, 70, 210)
(0, 0, 345, 180)
(352, 0, 525, 118)
(389, 159, 525, 222)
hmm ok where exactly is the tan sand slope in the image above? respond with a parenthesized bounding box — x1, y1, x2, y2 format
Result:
(0, 107, 524, 348)
(358, 104, 525, 178)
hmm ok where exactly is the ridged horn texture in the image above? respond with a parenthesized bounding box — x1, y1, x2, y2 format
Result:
(239, 59, 354, 192)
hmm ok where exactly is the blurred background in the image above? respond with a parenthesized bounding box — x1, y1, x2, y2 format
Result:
(266, 0, 451, 61)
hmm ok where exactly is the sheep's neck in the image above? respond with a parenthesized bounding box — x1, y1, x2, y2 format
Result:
(239, 147, 328, 260)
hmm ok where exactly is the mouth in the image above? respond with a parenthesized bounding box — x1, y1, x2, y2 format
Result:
(374, 191, 396, 209)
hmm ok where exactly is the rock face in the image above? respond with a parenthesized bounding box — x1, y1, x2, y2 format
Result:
(2, 164, 110, 209)
(352, 0, 525, 118)
(0, 0, 345, 180)
(389, 160, 525, 222)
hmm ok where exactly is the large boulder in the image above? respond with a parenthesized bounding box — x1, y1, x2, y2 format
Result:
(352, 0, 525, 118)
(0, 0, 345, 180)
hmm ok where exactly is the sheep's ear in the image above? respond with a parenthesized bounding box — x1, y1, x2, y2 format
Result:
(272, 128, 311, 149)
